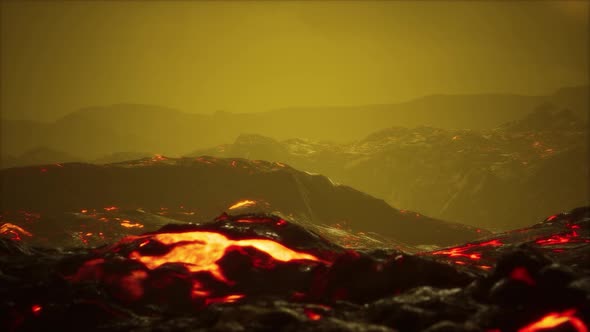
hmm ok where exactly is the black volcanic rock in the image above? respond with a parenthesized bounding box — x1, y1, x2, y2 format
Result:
(0, 208, 589, 332)
(501, 102, 584, 132)
(0, 157, 483, 247)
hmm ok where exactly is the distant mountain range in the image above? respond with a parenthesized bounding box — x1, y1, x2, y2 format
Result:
(188, 104, 588, 230)
(3, 101, 586, 231)
(1, 86, 587, 160)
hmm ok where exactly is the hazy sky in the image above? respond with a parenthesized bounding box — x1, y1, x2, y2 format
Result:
(1, 1, 588, 121)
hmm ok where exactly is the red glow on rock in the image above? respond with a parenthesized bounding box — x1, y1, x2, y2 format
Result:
(31, 304, 42, 315)
(546, 215, 558, 222)
(191, 281, 212, 298)
(204, 294, 244, 305)
(67, 258, 106, 282)
(40, 168, 47, 173)
(292, 291, 306, 300)
(304, 308, 322, 321)
(118, 270, 148, 301)
(535, 231, 586, 246)
(431, 239, 503, 261)
(510, 267, 535, 286)
(518, 309, 587, 332)
(104, 206, 118, 211)
(235, 219, 259, 223)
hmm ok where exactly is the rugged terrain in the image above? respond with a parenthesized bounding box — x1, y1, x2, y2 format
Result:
(1, 86, 586, 161)
(1, 206, 589, 332)
(189, 104, 588, 230)
(0, 157, 483, 247)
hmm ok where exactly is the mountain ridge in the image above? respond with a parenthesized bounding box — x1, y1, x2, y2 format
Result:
(2, 85, 587, 158)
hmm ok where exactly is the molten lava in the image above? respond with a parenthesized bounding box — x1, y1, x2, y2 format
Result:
(431, 239, 503, 261)
(152, 154, 167, 161)
(535, 231, 588, 246)
(128, 231, 323, 284)
(0, 223, 32, 241)
(518, 309, 587, 332)
(228, 200, 257, 210)
(120, 220, 144, 229)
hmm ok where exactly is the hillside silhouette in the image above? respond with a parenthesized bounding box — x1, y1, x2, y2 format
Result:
(1, 86, 587, 159)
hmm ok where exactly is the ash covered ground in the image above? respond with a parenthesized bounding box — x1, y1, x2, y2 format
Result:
(1, 158, 589, 332)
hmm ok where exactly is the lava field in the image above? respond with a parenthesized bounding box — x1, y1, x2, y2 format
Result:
(1, 205, 589, 332)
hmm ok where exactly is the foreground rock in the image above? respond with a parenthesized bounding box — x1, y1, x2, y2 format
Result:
(0, 207, 588, 332)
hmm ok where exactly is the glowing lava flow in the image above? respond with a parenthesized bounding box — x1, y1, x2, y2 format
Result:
(518, 309, 587, 332)
(128, 231, 323, 284)
(0, 223, 33, 240)
(120, 219, 144, 229)
(228, 200, 257, 210)
(535, 231, 588, 246)
(431, 239, 503, 261)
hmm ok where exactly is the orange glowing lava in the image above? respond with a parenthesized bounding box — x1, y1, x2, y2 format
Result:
(518, 309, 587, 332)
(228, 200, 256, 210)
(128, 231, 323, 284)
(120, 220, 145, 228)
(104, 206, 119, 211)
(0, 223, 33, 240)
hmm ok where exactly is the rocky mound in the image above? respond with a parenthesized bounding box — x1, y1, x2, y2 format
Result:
(0, 156, 483, 247)
(0, 207, 588, 332)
